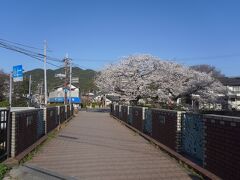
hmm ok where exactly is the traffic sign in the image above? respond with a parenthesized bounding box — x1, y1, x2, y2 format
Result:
(12, 65, 23, 82)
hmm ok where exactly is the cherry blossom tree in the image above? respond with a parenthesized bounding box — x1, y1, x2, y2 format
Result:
(95, 54, 226, 105)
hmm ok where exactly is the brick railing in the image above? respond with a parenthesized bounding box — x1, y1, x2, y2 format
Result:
(111, 104, 240, 180)
(46, 107, 59, 133)
(0, 109, 10, 161)
(203, 114, 240, 180)
(10, 105, 74, 158)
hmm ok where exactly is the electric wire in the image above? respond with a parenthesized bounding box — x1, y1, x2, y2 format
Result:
(0, 40, 62, 67)
(0, 38, 52, 52)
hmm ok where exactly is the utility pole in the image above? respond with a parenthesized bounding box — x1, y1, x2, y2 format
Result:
(9, 72, 12, 108)
(29, 75, 31, 96)
(69, 59, 72, 107)
(28, 74, 31, 107)
(64, 57, 67, 104)
(44, 40, 47, 106)
(63, 54, 72, 105)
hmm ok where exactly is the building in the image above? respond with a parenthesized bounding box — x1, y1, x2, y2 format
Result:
(219, 77, 240, 110)
(93, 95, 112, 106)
(48, 84, 81, 104)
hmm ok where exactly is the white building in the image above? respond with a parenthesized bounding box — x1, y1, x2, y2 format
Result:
(93, 95, 112, 106)
(220, 77, 240, 110)
(48, 84, 81, 104)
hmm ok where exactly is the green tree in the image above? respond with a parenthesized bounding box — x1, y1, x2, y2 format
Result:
(12, 77, 29, 107)
(0, 70, 8, 103)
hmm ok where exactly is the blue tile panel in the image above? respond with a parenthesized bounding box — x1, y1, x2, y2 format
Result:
(181, 113, 204, 165)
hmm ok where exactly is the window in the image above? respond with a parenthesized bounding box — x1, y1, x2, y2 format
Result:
(232, 86, 240, 92)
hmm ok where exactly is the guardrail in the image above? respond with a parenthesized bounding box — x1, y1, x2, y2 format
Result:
(0, 105, 74, 162)
(111, 104, 240, 180)
(46, 107, 59, 133)
(0, 109, 10, 161)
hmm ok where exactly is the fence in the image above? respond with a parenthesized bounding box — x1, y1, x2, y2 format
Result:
(203, 114, 240, 180)
(59, 106, 66, 123)
(11, 109, 40, 156)
(152, 109, 182, 152)
(110, 104, 240, 180)
(181, 112, 204, 165)
(46, 107, 59, 133)
(0, 109, 10, 161)
(144, 109, 152, 135)
(0, 105, 74, 161)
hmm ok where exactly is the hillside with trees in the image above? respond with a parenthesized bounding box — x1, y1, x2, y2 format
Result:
(0, 67, 97, 107)
(25, 67, 97, 93)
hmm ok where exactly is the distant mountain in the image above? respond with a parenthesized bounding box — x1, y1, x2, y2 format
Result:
(24, 67, 97, 93)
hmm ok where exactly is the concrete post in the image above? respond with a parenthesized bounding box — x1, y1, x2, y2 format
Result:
(57, 106, 60, 126)
(65, 105, 67, 120)
(142, 107, 147, 131)
(43, 107, 47, 134)
(176, 111, 183, 152)
(11, 112, 16, 157)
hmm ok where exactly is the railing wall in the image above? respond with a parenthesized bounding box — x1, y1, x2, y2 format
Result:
(152, 109, 182, 152)
(181, 113, 204, 165)
(8, 105, 74, 159)
(59, 106, 66, 123)
(0, 109, 10, 161)
(203, 115, 240, 180)
(111, 104, 240, 180)
(12, 110, 39, 156)
(46, 107, 59, 133)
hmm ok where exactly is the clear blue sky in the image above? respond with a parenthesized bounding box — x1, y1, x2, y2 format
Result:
(0, 0, 240, 76)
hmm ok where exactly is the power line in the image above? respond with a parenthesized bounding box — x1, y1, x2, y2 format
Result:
(0, 38, 63, 63)
(0, 40, 62, 68)
(0, 38, 52, 52)
(0, 43, 61, 68)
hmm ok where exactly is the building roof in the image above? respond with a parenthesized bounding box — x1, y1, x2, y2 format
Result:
(219, 77, 240, 86)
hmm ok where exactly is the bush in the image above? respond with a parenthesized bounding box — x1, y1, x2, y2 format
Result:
(0, 100, 9, 107)
(48, 103, 64, 107)
(0, 164, 8, 179)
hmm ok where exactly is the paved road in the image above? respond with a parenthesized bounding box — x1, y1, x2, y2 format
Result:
(6, 111, 196, 180)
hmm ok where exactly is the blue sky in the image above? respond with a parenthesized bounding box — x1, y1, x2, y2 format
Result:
(0, 0, 240, 76)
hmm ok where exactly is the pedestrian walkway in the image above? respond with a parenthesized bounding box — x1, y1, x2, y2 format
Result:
(10, 111, 196, 179)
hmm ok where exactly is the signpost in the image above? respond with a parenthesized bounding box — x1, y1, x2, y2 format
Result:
(12, 65, 23, 82)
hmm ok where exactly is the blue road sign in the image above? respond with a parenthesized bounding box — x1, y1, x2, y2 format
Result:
(64, 88, 69, 93)
(12, 65, 23, 82)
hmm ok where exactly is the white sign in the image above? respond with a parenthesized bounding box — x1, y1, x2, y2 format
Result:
(72, 77, 79, 83)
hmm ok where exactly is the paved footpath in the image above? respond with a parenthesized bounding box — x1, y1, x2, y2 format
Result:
(6, 111, 196, 180)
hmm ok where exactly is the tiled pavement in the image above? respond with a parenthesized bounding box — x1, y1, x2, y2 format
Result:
(26, 111, 195, 180)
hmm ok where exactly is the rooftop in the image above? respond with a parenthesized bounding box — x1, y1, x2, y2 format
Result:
(219, 77, 240, 86)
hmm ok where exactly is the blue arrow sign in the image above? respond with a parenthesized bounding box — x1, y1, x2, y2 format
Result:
(12, 65, 23, 82)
